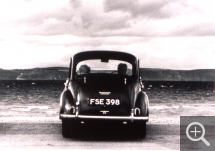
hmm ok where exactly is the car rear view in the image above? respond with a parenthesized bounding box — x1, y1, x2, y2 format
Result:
(59, 51, 149, 138)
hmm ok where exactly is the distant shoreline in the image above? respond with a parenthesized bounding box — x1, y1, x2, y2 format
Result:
(0, 67, 214, 81)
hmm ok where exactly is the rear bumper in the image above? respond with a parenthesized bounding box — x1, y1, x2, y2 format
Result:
(60, 114, 149, 122)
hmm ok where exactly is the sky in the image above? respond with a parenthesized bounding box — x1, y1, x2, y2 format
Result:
(0, 0, 215, 70)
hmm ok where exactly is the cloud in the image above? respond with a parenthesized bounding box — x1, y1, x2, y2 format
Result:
(17, 0, 131, 36)
(0, 0, 215, 70)
(70, 0, 82, 9)
(11, 0, 215, 37)
(175, 23, 215, 36)
(103, 0, 186, 19)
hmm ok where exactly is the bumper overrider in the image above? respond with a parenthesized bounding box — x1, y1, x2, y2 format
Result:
(60, 108, 149, 122)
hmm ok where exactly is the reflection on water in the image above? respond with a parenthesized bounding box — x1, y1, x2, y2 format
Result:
(10, 106, 51, 111)
(0, 80, 214, 105)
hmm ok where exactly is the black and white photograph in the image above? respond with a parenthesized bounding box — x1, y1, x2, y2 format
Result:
(0, 0, 214, 150)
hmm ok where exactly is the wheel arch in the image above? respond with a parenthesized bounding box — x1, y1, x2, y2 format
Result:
(59, 89, 75, 114)
(134, 91, 149, 116)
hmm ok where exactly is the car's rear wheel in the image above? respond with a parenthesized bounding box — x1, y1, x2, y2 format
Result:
(133, 121, 146, 138)
(62, 119, 77, 138)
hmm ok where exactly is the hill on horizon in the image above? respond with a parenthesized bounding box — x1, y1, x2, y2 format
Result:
(0, 67, 214, 81)
(139, 68, 214, 81)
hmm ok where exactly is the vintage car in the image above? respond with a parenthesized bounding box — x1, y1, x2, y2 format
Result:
(59, 51, 149, 138)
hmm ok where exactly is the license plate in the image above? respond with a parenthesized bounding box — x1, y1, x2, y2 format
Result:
(89, 98, 121, 106)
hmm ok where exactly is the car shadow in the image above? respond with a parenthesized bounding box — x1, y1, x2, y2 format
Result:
(65, 122, 146, 141)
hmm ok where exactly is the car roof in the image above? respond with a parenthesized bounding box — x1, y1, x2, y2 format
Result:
(72, 50, 137, 65)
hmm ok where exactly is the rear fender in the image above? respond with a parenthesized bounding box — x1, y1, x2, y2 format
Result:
(60, 89, 76, 114)
(134, 91, 149, 116)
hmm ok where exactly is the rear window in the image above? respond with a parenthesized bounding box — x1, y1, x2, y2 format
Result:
(76, 59, 132, 76)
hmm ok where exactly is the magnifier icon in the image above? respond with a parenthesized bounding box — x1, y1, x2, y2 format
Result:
(186, 122, 210, 146)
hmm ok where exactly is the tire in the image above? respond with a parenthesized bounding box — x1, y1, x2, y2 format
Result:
(62, 119, 77, 138)
(133, 121, 146, 138)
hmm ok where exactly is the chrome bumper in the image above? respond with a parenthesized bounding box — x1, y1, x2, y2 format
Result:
(60, 114, 149, 121)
